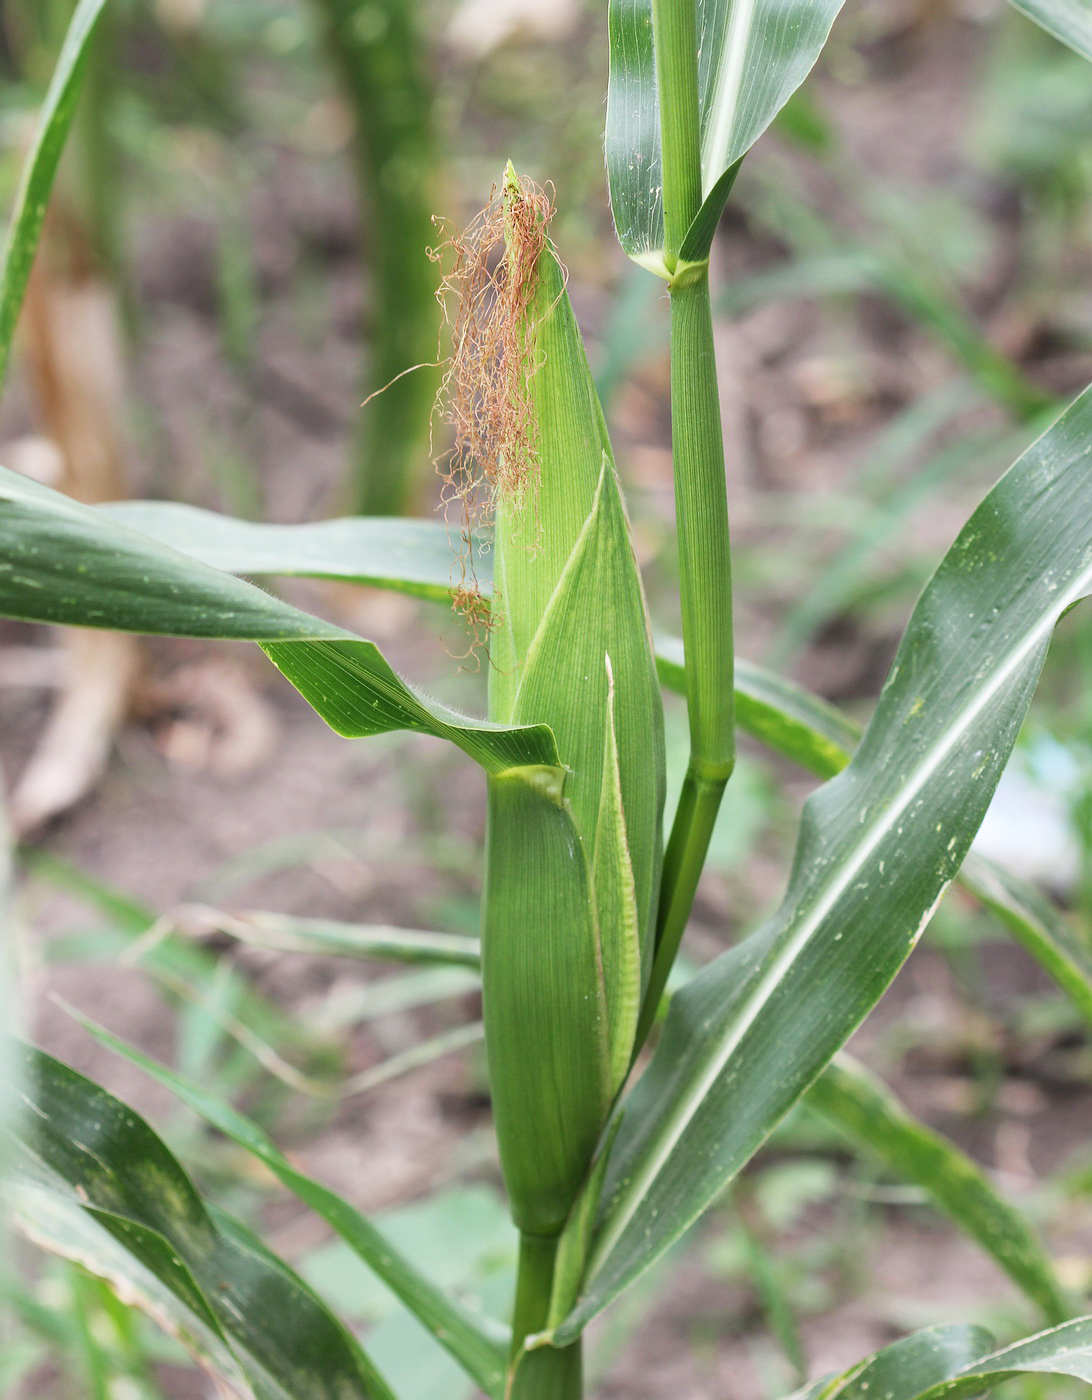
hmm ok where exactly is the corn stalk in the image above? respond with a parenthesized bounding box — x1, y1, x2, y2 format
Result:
(4, 3, 1092, 1400)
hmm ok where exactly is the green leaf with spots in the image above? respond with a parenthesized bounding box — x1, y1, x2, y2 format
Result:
(3, 1044, 396, 1400)
(554, 383, 1092, 1340)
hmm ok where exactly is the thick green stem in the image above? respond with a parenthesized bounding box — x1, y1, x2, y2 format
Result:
(651, 0, 702, 270)
(639, 2, 736, 1045)
(508, 1234, 583, 1400)
(639, 266, 735, 1044)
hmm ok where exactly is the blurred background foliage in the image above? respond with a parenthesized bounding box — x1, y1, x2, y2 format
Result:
(1, 0, 1092, 1395)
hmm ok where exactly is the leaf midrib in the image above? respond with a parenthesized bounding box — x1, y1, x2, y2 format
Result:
(586, 555, 1092, 1279)
(701, 0, 758, 191)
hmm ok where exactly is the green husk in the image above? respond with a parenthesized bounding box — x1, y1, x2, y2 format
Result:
(455, 173, 664, 1264)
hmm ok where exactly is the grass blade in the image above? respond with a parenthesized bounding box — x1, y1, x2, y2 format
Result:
(65, 1011, 509, 1398)
(0, 465, 558, 776)
(0, 0, 108, 390)
(195, 908, 482, 969)
(4, 1044, 396, 1400)
(99, 503, 485, 603)
(554, 383, 1092, 1341)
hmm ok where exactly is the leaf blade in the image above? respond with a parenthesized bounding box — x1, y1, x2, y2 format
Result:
(0, 0, 108, 388)
(5, 1044, 396, 1400)
(65, 1012, 509, 1399)
(99, 503, 488, 603)
(605, 0, 846, 266)
(556, 384, 1092, 1339)
(0, 465, 557, 776)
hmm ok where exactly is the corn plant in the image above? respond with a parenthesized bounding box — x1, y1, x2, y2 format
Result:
(310, 0, 440, 516)
(4, 0, 1092, 1397)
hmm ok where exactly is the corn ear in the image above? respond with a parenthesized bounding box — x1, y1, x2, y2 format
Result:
(481, 179, 665, 1238)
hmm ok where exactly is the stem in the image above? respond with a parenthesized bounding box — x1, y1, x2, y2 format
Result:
(651, 0, 702, 270)
(508, 1234, 583, 1400)
(635, 766, 726, 1048)
(317, 0, 439, 515)
(639, 0, 735, 1045)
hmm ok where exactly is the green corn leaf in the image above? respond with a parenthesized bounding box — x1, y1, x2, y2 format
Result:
(606, 0, 846, 273)
(808, 1056, 1069, 1324)
(1006, 0, 1092, 60)
(0, 465, 558, 776)
(958, 853, 1092, 1029)
(914, 1317, 1092, 1398)
(200, 909, 482, 969)
(790, 1318, 1092, 1400)
(3, 1044, 397, 1400)
(552, 383, 1092, 1342)
(0, 0, 108, 389)
(790, 1325, 996, 1400)
(63, 1012, 510, 1399)
(99, 503, 481, 603)
(674, 652, 1092, 1032)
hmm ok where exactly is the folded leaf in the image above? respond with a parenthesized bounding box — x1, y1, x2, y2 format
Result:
(658, 641, 858, 779)
(554, 383, 1092, 1341)
(4, 1044, 396, 1400)
(0, 465, 558, 776)
(790, 1318, 1092, 1400)
(606, 0, 846, 271)
(65, 1012, 509, 1399)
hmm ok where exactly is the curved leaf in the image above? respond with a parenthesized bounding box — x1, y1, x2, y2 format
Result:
(606, 0, 846, 270)
(4, 1044, 395, 1400)
(809, 1056, 1069, 1324)
(100, 502, 486, 603)
(66, 1012, 509, 1399)
(958, 853, 1092, 1028)
(791, 1318, 1092, 1400)
(1006, 0, 1092, 59)
(199, 909, 482, 969)
(0, 465, 558, 776)
(918, 1317, 1092, 1397)
(0, 0, 107, 388)
(791, 1324, 995, 1400)
(554, 384, 1092, 1341)
(688, 655, 1092, 1032)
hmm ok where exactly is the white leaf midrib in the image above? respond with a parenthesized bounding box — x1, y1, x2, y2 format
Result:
(588, 558, 1092, 1279)
(701, 0, 758, 193)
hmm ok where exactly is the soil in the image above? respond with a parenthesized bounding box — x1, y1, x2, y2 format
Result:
(4, 3, 1092, 1397)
